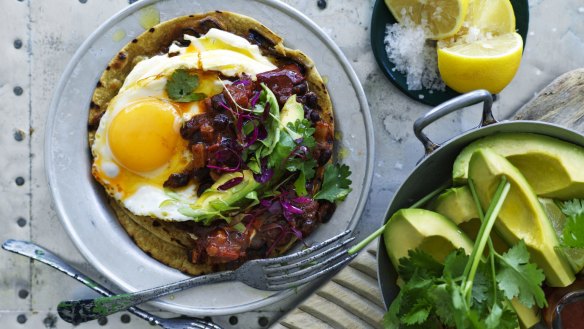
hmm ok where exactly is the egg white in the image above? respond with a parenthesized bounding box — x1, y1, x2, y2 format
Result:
(92, 28, 277, 221)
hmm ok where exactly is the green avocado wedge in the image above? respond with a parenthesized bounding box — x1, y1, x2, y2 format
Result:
(385, 207, 540, 329)
(383, 208, 474, 270)
(468, 148, 575, 287)
(430, 186, 508, 254)
(453, 133, 584, 199)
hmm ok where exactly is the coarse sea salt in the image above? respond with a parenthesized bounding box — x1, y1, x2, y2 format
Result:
(384, 18, 445, 92)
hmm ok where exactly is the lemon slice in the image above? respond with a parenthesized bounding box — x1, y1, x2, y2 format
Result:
(384, 0, 469, 39)
(466, 0, 516, 35)
(437, 32, 523, 93)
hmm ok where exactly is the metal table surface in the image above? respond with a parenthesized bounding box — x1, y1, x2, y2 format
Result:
(1, 0, 583, 328)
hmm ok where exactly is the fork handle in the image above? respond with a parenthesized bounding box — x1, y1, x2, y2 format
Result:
(57, 267, 236, 324)
(1, 240, 159, 325)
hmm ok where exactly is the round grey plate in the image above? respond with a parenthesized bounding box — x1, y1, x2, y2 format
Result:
(45, 0, 373, 316)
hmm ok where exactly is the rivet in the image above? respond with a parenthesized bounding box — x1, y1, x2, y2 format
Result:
(17, 217, 27, 227)
(14, 86, 23, 96)
(317, 0, 327, 9)
(14, 130, 25, 141)
(16, 314, 27, 324)
(14, 39, 23, 49)
(229, 316, 238, 325)
(120, 314, 131, 323)
(79, 0, 87, 3)
(18, 289, 29, 299)
(15, 177, 25, 186)
(258, 316, 269, 327)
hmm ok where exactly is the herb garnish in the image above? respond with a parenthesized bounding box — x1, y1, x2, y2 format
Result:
(314, 163, 353, 202)
(558, 199, 584, 248)
(384, 177, 547, 329)
(165, 69, 207, 102)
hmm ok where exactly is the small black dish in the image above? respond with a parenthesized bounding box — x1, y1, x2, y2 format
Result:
(370, 0, 530, 106)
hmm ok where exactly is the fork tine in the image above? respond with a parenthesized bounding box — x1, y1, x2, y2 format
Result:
(262, 230, 351, 266)
(186, 320, 222, 329)
(265, 253, 358, 290)
(266, 248, 350, 283)
(264, 236, 355, 274)
(188, 322, 209, 329)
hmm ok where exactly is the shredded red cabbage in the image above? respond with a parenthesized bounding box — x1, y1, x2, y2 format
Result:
(232, 79, 251, 86)
(280, 200, 303, 215)
(253, 159, 273, 183)
(293, 196, 312, 204)
(218, 176, 244, 191)
(250, 91, 261, 107)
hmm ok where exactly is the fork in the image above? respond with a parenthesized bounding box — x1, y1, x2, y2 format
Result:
(57, 230, 356, 324)
(1, 239, 222, 329)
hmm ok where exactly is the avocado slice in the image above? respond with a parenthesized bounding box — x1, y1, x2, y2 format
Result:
(384, 207, 540, 328)
(468, 148, 575, 287)
(430, 186, 508, 254)
(196, 170, 259, 211)
(453, 133, 584, 199)
(183, 170, 260, 223)
(383, 208, 474, 269)
(280, 95, 304, 130)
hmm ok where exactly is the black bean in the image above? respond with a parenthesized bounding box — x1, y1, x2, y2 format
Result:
(213, 114, 230, 129)
(303, 92, 317, 107)
(292, 81, 308, 95)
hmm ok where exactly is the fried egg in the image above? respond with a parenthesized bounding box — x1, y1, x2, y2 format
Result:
(91, 29, 276, 221)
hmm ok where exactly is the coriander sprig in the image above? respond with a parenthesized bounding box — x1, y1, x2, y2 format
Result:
(385, 177, 547, 329)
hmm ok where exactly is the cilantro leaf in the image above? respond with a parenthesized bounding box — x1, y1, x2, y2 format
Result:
(562, 213, 584, 248)
(287, 119, 316, 148)
(432, 284, 457, 328)
(314, 163, 352, 202)
(166, 69, 207, 102)
(484, 303, 503, 329)
(398, 249, 443, 281)
(402, 299, 432, 325)
(294, 171, 308, 196)
(495, 241, 546, 308)
(286, 158, 317, 180)
(560, 198, 584, 217)
(443, 249, 469, 279)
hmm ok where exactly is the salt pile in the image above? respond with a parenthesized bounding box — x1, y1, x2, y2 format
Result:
(384, 17, 445, 91)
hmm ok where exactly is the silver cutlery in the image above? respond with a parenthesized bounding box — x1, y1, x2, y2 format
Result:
(1, 239, 222, 329)
(57, 230, 356, 324)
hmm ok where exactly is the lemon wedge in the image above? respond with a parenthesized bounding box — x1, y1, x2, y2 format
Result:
(539, 198, 584, 274)
(466, 0, 516, 35)
(384, 0, 469, 39)
(437, 32, 523, 93)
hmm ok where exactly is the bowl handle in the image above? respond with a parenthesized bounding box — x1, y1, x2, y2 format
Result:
(413, 90, 497, 155)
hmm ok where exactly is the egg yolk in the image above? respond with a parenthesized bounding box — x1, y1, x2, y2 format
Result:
(108, 99, 179, 174)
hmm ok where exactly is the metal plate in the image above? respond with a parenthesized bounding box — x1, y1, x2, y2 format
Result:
(45, 0, 373, 317)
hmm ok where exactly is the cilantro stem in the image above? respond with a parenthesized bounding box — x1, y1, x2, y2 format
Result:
(348, 180, 451, 255)
(468, 178, 499, 304)
(463, 177, 510, 304)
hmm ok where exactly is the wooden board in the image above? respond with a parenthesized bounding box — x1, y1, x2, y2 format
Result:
(277, 68, 584, 328)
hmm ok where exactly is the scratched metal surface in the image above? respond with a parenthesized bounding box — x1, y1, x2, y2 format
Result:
(1, 0, 584, 328)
